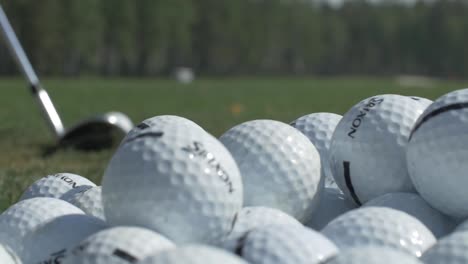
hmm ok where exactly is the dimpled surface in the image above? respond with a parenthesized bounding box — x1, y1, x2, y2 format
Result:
(238, 225, 338, 264)
(222, 206, 303, 252)
(407, 88, 468, 218)
(123, 115, 204, 141)
(321, 207, 436, 257)
(63, 186, 105, 220)
(220, 119, 321, 222)
(364, 192, 455, 238)
(408, 96, 433, 109)
(63, 226, 174, 264)
(291, 112, 342, 189)
(306, 187, 356, 230)
(0, 198, 84, 253)
(140, 245, 247, 264)
(325, 246, 423, 264)
(61, 185, 94, 202)
(330, 94, 426, 205)
(103, 124, 243, 244)
(20, 173, 96, 201)
(421, 231, 468, 264)
(22, 214, 107, 263)
(0, 244, 21, 264)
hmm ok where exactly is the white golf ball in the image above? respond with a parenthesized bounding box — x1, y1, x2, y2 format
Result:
(291, 112, 342, 189)
(408, 96, 433, 109)
(305, 187, 356, 230)
(103, 124, 243, 244)
(364, 192, 455, 238)
(0, 197, 84, 253)
(19, 173, 96, 201)
(63, 226, 174, 264)
(329, 94, 426, 205)
(174, 67, 195, 84)
(407, 88, 468, 218)
(124, 115, 204, 141)
(0, 244, 20, 264)
(21, 214, 107, 263)
(220, 119, 322, 222)
(62, 186, 104, 220)
(140, 245, 247, 264)
(325, 246, 424, 264)
(222, 206, 303, 251)
(236, 225, 338, 264)
(321, 207, 436, 257)
(421, 230, 468, 264)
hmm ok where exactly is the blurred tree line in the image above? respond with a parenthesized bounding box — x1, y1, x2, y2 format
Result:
(1, 0, 467, 77)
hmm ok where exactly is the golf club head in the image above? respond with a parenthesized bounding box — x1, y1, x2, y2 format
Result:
(58, 112, 133, 150)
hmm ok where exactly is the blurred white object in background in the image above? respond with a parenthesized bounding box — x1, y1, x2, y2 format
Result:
(174, 67, 195, 84)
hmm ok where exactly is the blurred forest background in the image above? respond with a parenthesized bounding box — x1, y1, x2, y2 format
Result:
(0, 0, 467, 78)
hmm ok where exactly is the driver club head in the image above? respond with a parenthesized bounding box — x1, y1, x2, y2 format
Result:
(58, 112, 133, 150)
(1, 6, 134, 151)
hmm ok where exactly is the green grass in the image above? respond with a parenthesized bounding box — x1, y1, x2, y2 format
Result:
(0, 76, 466, 211)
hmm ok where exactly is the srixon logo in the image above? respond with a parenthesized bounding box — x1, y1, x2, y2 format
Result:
(39, 249, 66, 264)
(182, 141, 235, 193)
(347, 97, 384, 139)
(48, 174, 79, 189)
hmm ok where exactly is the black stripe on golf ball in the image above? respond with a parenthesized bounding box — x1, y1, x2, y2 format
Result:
(113, 249, 138, 263)
(136, 122, 150, 129)
(410, 102, 468, 140)
(124, 131, 164, 144)
(235, 231, 251, 257)
(343, 161, 362, 206)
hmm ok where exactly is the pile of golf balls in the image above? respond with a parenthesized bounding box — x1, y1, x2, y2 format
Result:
(2, 88, 468, 263)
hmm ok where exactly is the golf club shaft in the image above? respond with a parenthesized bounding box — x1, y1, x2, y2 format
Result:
(0, 5, 65, 138)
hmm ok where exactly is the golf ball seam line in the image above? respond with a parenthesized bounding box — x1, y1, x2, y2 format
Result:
(343, 160, 362, 205)
(410, 102, 468, 139)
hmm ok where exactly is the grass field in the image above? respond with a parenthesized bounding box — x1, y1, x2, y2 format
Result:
(0, 76, 466, 211)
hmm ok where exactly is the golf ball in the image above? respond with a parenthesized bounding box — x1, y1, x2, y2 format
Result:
(140, 245, 247, 264)
(408, 96, 433, 109)
(235, 225, 338, 264)
(62, 186, 104, 220)
(421, 230, 468, 264)
(407, 88, 468, 218)
(364, 192, 455, 238)
(325, 246, 423, 264)
(21, 214, 107, 263)
(222, 206, 303, 251)
(329, 94, 426, 205)
(103, 124, 243, 244)
(63, 226, 174, 264)
(124, 115, 204, 141)
(0, 244, 20, 264)
(291, 112, 342, 189)
(19, 173, 96, 201)
(305, 187, 356, 230)
(0, 197, 84, 254)
(220, 119, 322, 222)
(321, 207, 436, 257)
